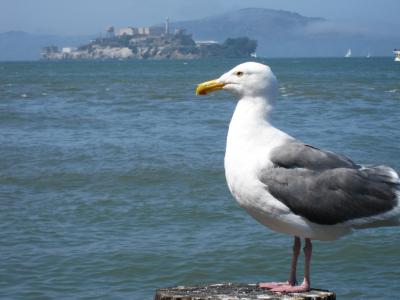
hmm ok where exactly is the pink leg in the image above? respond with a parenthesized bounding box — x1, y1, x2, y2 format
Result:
(271, 238, 312, 293)
(259, 236, 301, 289)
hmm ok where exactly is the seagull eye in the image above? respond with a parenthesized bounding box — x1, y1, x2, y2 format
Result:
(235, 71, 244, 77)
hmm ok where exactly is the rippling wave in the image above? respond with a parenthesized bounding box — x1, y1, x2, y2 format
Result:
(0, 58, 399, 299)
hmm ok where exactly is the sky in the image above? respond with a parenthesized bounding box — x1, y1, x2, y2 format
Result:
(1, 0, 399, 36)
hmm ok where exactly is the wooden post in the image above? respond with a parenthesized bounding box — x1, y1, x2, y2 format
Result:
(155, 283, 336, 300)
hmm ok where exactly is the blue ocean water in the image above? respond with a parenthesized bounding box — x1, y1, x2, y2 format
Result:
(0, 58, 399, 299)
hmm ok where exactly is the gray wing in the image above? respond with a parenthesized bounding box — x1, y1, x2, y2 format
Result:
(260, 142, 398, 225)
(270, 141, 359, 170)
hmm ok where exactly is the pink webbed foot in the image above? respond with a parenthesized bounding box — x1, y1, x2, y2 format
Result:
(259, 281, 293, 289)
(270, 282, 310, 293)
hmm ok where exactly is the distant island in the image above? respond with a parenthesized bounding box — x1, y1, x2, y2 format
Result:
(1, 8, 398, 61)
(41, 20, 257, 60)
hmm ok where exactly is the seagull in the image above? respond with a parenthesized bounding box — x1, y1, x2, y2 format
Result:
(195, 62, 400, 293)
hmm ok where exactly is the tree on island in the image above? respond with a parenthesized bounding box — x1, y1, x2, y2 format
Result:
(221, 37, 257, 57)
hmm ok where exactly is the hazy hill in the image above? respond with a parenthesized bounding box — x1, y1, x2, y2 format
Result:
(172, 8, 323, 41)
(171, 8, 397, 57)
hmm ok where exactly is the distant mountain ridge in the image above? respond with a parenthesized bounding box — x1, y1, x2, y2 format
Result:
(172, 8, 324, 41)
(0, 8, 398, 60)
(170, 8, 397, 57)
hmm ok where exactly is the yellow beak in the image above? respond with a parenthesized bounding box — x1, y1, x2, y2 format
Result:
(196, 79, 225, 95)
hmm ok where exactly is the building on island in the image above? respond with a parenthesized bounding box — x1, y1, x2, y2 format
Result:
(116, 17, 170, 37)
(61, 47, 76, 54)
(41, 17, 257, 60)
(117, 27, 138, 37)
(137, 26, 164, 36)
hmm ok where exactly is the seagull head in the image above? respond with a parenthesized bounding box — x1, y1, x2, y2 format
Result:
(196, 62, 278, 100)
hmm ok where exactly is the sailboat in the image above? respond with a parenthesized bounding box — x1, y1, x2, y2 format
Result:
(366, 52, 371, 58)
(345, 48, 352, 58)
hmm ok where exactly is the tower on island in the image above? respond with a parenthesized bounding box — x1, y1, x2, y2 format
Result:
(165, 17, 170, 35)
(106, 26, 115, 38)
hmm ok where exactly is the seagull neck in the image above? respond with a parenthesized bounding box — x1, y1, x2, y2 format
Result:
(231, 96, 273, 127)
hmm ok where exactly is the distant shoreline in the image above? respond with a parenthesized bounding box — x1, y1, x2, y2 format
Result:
(0, 56, 394, 63)
(41, 28, 257, 61)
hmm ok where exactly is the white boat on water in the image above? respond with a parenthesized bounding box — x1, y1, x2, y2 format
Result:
(394, 49, 400, 61)
(366, 52, 371, 58)
(250, 52, 257, 58)
(345, 48, 352, 58)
